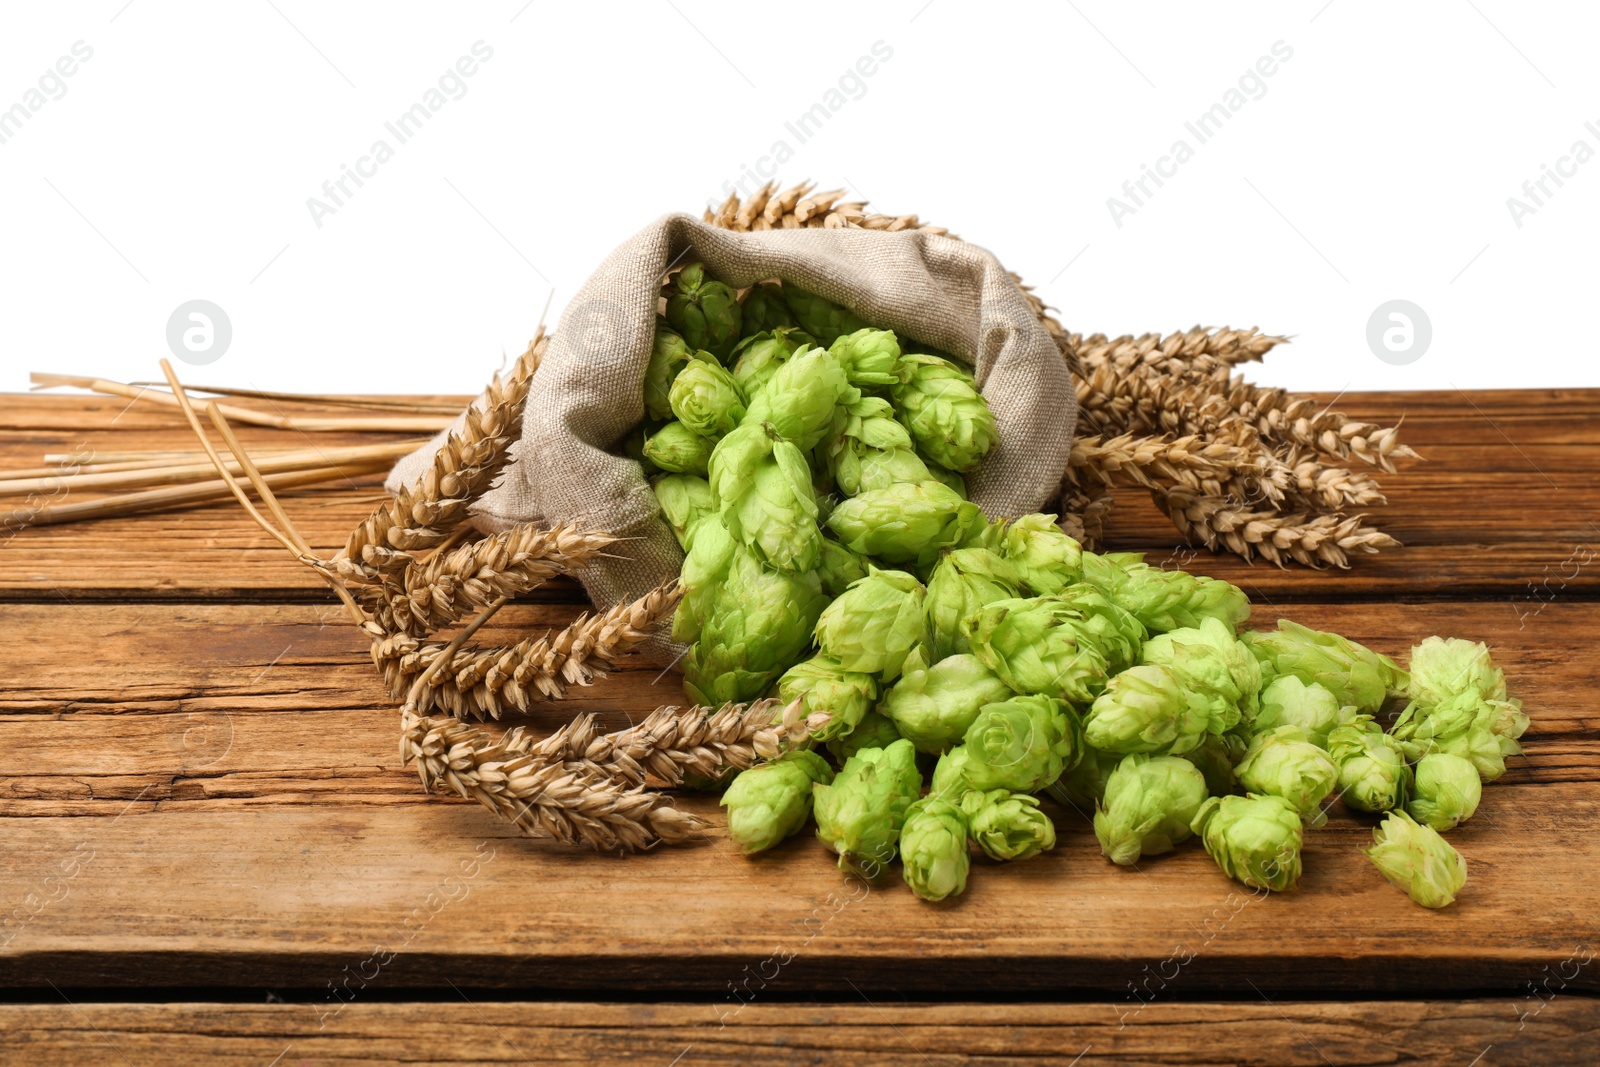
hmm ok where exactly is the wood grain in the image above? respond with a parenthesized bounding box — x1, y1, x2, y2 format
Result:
(0, 598, 1593, 993)
(1, 999, 1597, 1067)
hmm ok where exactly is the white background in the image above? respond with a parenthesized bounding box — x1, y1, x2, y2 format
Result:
(1, 0, 1595, 398)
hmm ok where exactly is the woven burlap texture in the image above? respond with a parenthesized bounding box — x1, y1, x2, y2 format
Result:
(388, 212, 1076, 640)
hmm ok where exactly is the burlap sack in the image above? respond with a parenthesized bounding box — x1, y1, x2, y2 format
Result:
(388, 212, 1076, 650)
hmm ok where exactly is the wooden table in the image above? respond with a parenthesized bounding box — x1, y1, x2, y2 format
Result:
(1, 390, 1596, 1066)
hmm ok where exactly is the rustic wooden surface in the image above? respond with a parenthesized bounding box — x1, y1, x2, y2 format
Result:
(2, 390, 1597, 1065)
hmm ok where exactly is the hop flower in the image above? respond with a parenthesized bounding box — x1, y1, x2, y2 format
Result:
(1326, 717, 1412, 814)
(814, 567, 927, 680)
(673, 516, 738, 645)
(898, 796, 971, 901)
(1406, 753, 1482, 831)
(644, 323, 695, 421)
(741, 280, 801, 335)
(782, 285, 868, 344)
(669, 357, 747, 440)
(929, 744, 975, 800)
(652, 473, 715, 550)
(1407, 636, 1507, 706)
(682, 547, 828, 704)
(730, 326, 812, 400)
(777, 654, 879, 743)
(1251, 675, 1353, 746)
(1094, 754, 1210, 866)
(998, 514, 1083, 596)
(817, 536, 869, 598)
(1390, 690, 1527, 781)
(881, 652, 1014, 753)
(890, 353, 998, 473)
(1366, 810, 1467, 908)
(1054, 583, 1147, 676)
(743, 344, 860, 450)
(1233, 727, 1339, 828)
(963, 596, 1110, 704)
(819, 395, 921, 495)
(924, 548, 1023, 660)
(642, 421, 715, 476)
(1081, 552, 1250, 635)
(813, 739, 923, 879)
(829, 328, 905, 388)
(826, 709, 902, 765)
(1242, 619, 1407, 716)
(721, 750, 834, 856)
(1191, 793, 1304, 892)
(961, 694, 1077, 793)
(962, 789, 1057, 861)
(1142, 617, 1263, 731)
(709, 422, 822, 573)
(1084, 664, 1213, 756)
(827, 481, 987, 571)
(666, 262, 742, 361)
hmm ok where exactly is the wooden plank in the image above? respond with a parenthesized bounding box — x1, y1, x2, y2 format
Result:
(0, 998, 1596, 1066)
(0, 600, 1594, 993)
(3, 391, 1599, 600)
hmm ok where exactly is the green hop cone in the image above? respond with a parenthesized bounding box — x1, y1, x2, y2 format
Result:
(929, 744, 975, 800)
(721, 750, 834, 856)
(1094, 754, 1210, 866)
(1081, 552, 1250, 635)
(1406, 753, 1482, 831)
(729, 326, 811, 400)
(642, 421, 715, 476)
(962, 789, 1057, 861)
(741, 280, 801, 335)
(624, 424, 658, 476)
(1251, 674, 1353, 745)
(881, 652, 1014, 754)
(1141, 616, 1263, 732)
(669, 356, 747, 440)
(898, 796, 971, 902)
(682, 546, 828, 704)
(1046, 744, 1124, 811)
(829, 328, 905, 388)
(1233, 726, 1339, 828)
(782, 285, 868, 344)
(653, 473, 715, 550)
(924, 548, 1023, 660)
(1326, 717, 1413, 814)
(1366, 810, 1467, 908)
(1407, 636, 1507, 706)
(826, 709, 902, 765)
(999, 514, 1083, 596)
(665, 263, 742, 361)
(1242, 619, 1407, 716)
(963, 596, 1110, 704)
(814, 567, 927, 680)
(813, 738, 923, 879)
(817, 536, 870, 598)
(827, 481, 987, 572)
(1055, 583, 1147, 675)
(709, 422, 821, 572)
(777, 655, 879, 743)
(644, 323, 695, 421)
(1180, 730, 1248, 798)
(743, 344, 860, 450)
(673, 516, 737, 645)
(1191, 793, 1304, 892)
(1083, 664, 1213, 756)
(891, 353, 999, 473)
(819, 395, 920, 496)
(1390, 690, 1527, 781)
(961, 694, 1077, 793)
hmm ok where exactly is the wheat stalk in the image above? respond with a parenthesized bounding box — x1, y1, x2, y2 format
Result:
(1155, 487, 1400, 569)
(374, 581, 684, 719)
(706, 179, 949, 236)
